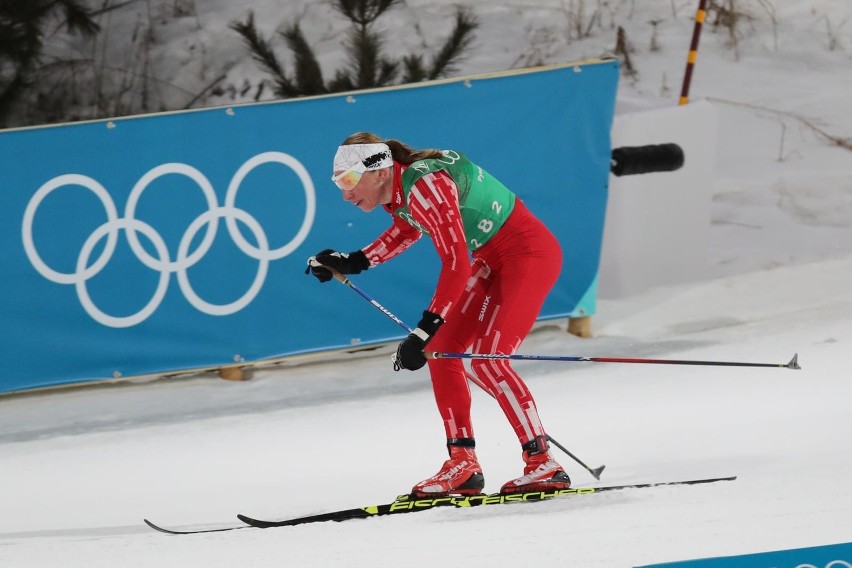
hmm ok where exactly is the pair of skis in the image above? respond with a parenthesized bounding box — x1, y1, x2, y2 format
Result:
(144, 475, 736, 535)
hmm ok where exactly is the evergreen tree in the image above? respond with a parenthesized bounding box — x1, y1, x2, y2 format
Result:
(230, 0, 478, 99)
(0, 0, 100, 126)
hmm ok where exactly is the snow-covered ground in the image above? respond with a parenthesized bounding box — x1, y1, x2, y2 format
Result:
(2, 1, 852, 566)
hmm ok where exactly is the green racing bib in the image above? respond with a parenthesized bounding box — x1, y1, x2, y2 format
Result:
(397, 151, 516, 251)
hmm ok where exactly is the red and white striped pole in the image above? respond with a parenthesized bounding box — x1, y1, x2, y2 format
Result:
(679, 0, 708, 105)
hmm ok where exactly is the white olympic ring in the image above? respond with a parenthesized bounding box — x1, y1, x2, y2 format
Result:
(21, 151, 315, 328)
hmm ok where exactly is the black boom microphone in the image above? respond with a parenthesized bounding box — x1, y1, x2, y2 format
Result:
(610, 143, 684, 176)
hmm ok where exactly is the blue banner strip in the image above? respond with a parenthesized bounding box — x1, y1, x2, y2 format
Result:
(638, 541, 852, 568)
(0, 60, 618, 393)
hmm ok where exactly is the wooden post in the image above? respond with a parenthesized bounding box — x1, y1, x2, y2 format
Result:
(679, 0, 708, 105)
(218, 366, 245, 381)
(568, 316, 592, 338)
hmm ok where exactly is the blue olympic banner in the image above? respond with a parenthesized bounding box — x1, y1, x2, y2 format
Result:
(0, 60, 618, 393)
(637, 541, 852, 568)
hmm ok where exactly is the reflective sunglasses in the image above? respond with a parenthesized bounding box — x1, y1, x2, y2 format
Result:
(330, 151, 390, 191)
(330, 161, 368, 192)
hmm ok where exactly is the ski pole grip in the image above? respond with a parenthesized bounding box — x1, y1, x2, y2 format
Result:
(326, 266, 349, 285)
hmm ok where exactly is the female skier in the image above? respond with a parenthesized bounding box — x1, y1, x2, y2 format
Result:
(307, 132, 570, 497)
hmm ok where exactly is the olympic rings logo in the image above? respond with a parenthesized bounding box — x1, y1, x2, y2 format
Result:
(21, 152, 315, 328)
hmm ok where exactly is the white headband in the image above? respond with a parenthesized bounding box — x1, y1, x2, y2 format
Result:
(333, 143, 393, 173)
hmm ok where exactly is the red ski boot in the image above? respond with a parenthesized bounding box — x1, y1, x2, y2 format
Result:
(500, 435, 571, 494)
(411, 441, 485, 498)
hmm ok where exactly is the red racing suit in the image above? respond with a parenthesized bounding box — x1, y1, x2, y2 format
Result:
(362, 158, 563, 445)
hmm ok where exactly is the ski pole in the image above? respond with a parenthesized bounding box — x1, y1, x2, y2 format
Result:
(325, 269, 605, 480)
(326, 271, 490, 390)
(426, 352, 801, 370)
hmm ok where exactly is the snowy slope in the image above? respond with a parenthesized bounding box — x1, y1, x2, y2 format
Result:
(2, 265, 850, 567)
(2, 1, 852, 567)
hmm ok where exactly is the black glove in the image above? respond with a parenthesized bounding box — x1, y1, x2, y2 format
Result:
(393, 311, 444, 371)
(305, 248, 369, 282)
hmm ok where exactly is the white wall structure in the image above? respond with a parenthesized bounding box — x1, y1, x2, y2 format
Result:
(599, 101, 718, 299)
